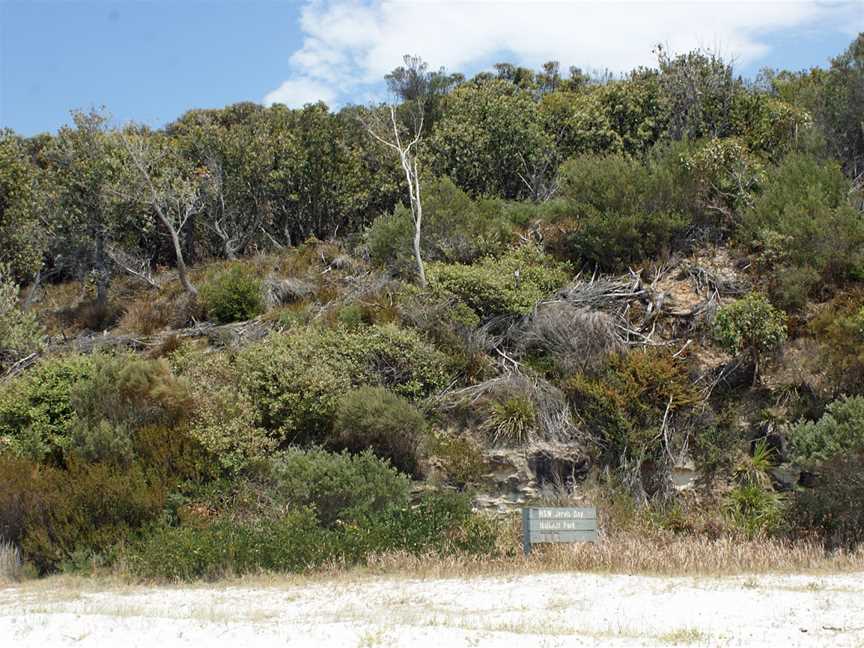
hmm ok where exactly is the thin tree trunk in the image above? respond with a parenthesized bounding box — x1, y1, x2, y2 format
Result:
(163, 217, 197, 298)
(93, 226, 109, 306)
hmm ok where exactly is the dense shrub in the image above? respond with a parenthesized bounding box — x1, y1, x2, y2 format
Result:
(0, 456, 166, 573)
(809, 296, 864, 395)
(332, 386, 426, 477)
(125, 509, 332, 581)
(171, 346, 273, 472)
(565, 349, 699, 471)
(791, 451, 864, 549)
(237, 324, 450, 444)
(790, 396, 864, 463)
(200, 265, 264, 324)
(740, 154, 864, 296)
(0, 354, 94, 463)
(713, 293, 787, 383)
(0, 263, 44, 370)
(68, 355, 193, 465)
(125, 491, 498, 581)
(367, 177, 513, 275)
(567, 210, 688, 272)
(556, 151, 692, 270)
(260, 448, 410, 528)
(427, 431, 487, 488)
(427, 245, 569, 319)
(0, 425, 215, 573)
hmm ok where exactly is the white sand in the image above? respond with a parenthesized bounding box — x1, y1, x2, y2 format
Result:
(1, 571, 863, 647)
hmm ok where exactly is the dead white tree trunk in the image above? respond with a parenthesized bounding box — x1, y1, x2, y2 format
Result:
(362, 105, 427, 287)
(120, 133, 202, 298)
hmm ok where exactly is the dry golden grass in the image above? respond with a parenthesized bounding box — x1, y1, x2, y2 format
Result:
(0, 540, 22, 584)
(357, 534, 864, 581)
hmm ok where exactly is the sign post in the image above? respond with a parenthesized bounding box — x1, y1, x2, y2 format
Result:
(521, 507, 598, 555)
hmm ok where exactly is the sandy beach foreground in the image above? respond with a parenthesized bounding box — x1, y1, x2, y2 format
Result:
(2, 571, 862, 647)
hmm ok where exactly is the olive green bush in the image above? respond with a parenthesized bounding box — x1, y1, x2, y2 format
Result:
(741, 154, 864, 300)
(0, 263, 44, 371)
(0, 354, 95, 463)
(427, 245, 569, 319)
(171, 346, 273, 472)
(367, 177, 513, 275)
(333, 386, 427, 477)
(790, 396, 864, 463)
(68, 355, 193, 465)
(237, 324, 450, 444)
(556, 152, 692, 270)
(564, 350, 699, 480)
(200, 265, 264, 324)
(713, 293, 787, 383)
(261, 448, 410, 527)
(125, 491, 498, 581)
(125, 509, 331, 581)
(791, 451, 864, 549)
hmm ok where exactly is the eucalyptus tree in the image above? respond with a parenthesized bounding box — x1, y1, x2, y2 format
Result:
(428, 79, 555, 200)
(42, 109, 125, 306)
(0, 131, 46, 283)
(119, 127, 206, 297)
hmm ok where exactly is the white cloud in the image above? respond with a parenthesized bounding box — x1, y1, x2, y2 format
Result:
(265, 0, 863, 105)
(263, 77, 338, 108)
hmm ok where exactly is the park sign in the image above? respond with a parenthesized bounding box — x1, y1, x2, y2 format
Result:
(521, 507, 598, 554)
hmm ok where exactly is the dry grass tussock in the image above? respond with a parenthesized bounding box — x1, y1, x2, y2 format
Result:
(0, 540, 22, 584)
(360, 532, 864, 580)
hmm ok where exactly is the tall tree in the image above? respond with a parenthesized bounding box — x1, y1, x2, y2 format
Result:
(361, 89, 427, 286)
(119, 129, 204, 297)
(43, 109, 122, 306)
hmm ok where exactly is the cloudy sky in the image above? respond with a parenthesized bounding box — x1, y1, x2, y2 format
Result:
(1, 0, 862, 135)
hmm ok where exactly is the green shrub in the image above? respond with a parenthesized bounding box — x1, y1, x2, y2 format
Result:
(367, 177, 513, 276)
(556, 151, 693, 270)
(427, 431, 487, 488)
(724, 484, 785, 539)
(810, 296, 864, 395)
(237, 324, 450, 444)
(332, 386, 426, 477)
(791, 451, 864, 549)
(345, 492, 499, 558)
(0, 263, 44, 371)
(566, 210, 688, 272)
(171, 347, 273, 472)
(125, 509, 332, 581)
(713, 293, 787, 383)
(263, 448, 410, 528)
(0, 354, 94, 463)
(427, 245, 569, 319)
(790, 396, 864, 464)
(68, 355, 193, 465)
(1, 456, 167, 573)
(740, 154, 864, 290)
(564, 349, 699, 469)
(126, 491, 499, 581)
(200, 265, 264, 324)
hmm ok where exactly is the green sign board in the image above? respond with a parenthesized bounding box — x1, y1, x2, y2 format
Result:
(521, 507, 598, 554)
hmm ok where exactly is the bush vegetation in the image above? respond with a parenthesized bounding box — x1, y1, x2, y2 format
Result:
(3, 35, 864, 580)
(332, 386, 427, 477)
(200, 265, 264, 324)
(427, 244, 569, 319)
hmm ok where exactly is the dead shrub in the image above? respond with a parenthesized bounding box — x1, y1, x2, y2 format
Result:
(512, 302, 624, 375)
(443, 373, 582, 447)
(262, 277, 316, 308)
(119, 299, 175, 336)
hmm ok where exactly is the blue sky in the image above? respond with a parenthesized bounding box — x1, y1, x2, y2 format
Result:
(1, 1, 861, 136)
